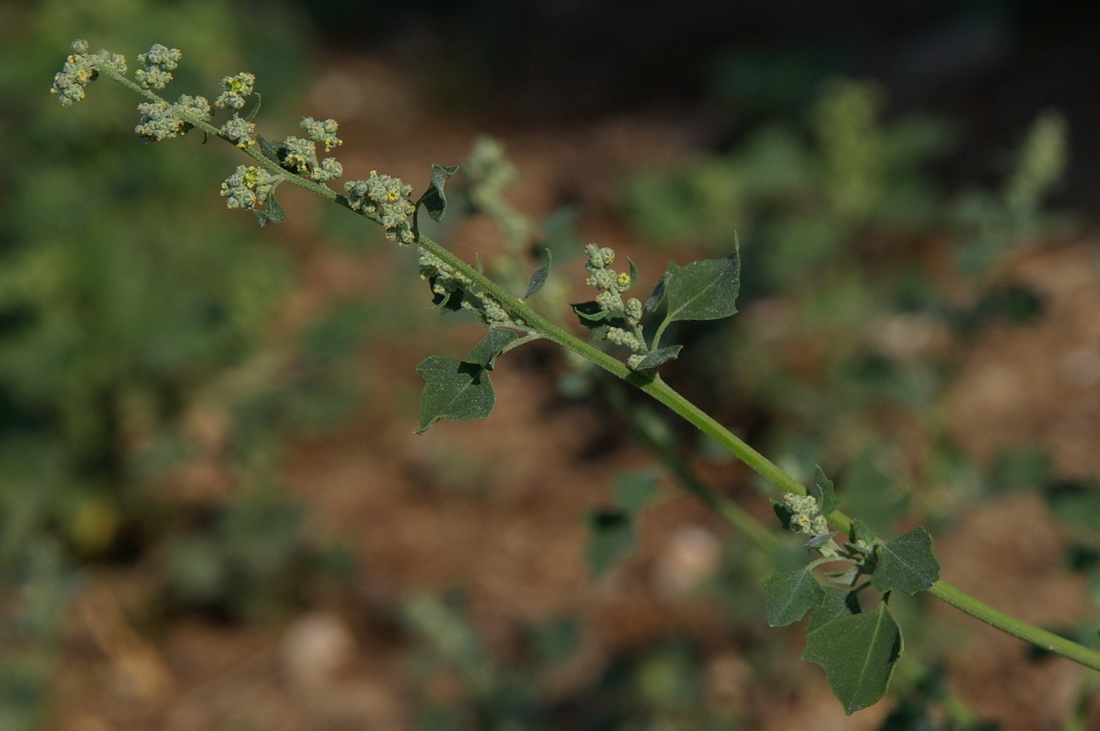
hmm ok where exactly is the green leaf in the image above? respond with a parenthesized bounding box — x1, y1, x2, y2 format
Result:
(418, 163, 460, 222)
(257, 134, 283, 163)
(585, 472, 660, 578)
(255, 190, 286, 227)
(415, 356, 495, 434)
(807, 587, 861, 631)
(644, 273, 667, 312)
(661, 250, 740, 324)
(613, 471, 660, 513)
(811, 466, 839, 516)
(631, 345, 683, 371)
(467, 329, 518, 370)
(772, 500, 793, 531)
(803, 602, 904, 714)
(585, 510, 633, 578)
(524, 249, 552, 300)
(870, 527, 940, 595)
(764, 568, 826, 626)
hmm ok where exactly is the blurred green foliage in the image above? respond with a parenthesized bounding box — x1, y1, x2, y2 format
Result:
(0, 1, 361, 725)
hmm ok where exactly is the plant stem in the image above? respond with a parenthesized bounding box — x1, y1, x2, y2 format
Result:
(928, 580, 1100, 671)
(409, 229, 1100, 671)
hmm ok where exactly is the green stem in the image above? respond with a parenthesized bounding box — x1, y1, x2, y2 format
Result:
(414, 230, 1100, 671)
(928, 580, 1100, 671)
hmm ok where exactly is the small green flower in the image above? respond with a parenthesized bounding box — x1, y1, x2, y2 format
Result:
(50, 40, 126, 106)
(214, 72, 256, 110)
(300, 116, 342, 152)
(220, 115, 256, 148)
(345, 171, 416, 244)
(220, 165, 279, 211)
(134, 43, 182, 90)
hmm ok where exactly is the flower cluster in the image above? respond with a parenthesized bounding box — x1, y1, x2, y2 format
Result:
(134, 94, 212, 142)
(134, 43, 182, 90)
(345, 172, 417, 245)
(50, 39, 126, 106)
(300, 116, 342, 152)
(220, 165, 279, 211)
(418, 250, 523, 329)
(213, 72, 256, 111)
(782, 493, 840, 558)
(220, 116, 255, 149)
(583, 244, 647, 360)
(278, 119, 344, 183)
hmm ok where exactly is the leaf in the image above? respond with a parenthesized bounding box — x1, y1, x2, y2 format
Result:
(254, 190, 286, 227)
(803, 602, 904, 714)
(257, 134, 284, 163)
(661, 250, 740, 324)
(870, 527, 940, 595)
(585, 510, 633, 578)
(524, 249, 551, 300)
(772, 500, 793, 531)
(417, 163, 460, 222)
(572, 301, 629, 341)
(764, 568, 826, 626)
(613, 471, 660, 513)
(585, 472, 660, 578)
(631, 345, 683, 371)
(415, 356, 495, 434)
(811, 466, 839, 516)
(644, 273, 667, 312)
(467, 329, 518, 370)
(807, 587, 861, 631)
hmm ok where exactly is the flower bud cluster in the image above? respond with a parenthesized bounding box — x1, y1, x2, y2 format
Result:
(134, 94, 212, 142)
(418, 250, 523, 330)
(214, 72, 256, 111)
(134, 43, 182, 90)
(345, 172, 417, 245)
(584, 244, 647, 358)
(279, 118, 344, 183)
(782, 493, 840, 558)
(50, 39, 126, 106)
(220, 165, 279, 211)
(300, 116, 343, 152)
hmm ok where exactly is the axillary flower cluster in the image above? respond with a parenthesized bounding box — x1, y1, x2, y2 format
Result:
(582, 244, 649, 368)
(50, 40, 420, 242)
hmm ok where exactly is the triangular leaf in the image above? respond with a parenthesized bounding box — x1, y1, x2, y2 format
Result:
(811, 466, 839, 516)
(803, 602, 904, 714)
(418, 163, 460, 222)
(257, 134, 284, 163)
(631, 345, 683, 371)
(870, 527, 940, 595)
(254, 190, 286, 227)
(524, 249, 552, 300)
(467, 329, 518, 370)
(585, 509, 633, 578)
(764, 568, 826, 627)
(572, 300, 607, 322)
(613, 471, 660, 514)
(662, 250, 740, 324)
(644, 273, 668, 312)
(585, 472, 660, 579)
(415, 356, 494, 434)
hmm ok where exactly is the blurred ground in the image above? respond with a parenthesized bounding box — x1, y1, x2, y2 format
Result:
(27, 2, 1100, 729)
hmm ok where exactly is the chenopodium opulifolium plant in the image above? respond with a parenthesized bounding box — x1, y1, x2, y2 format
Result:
(52, 41, 1100, 715)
